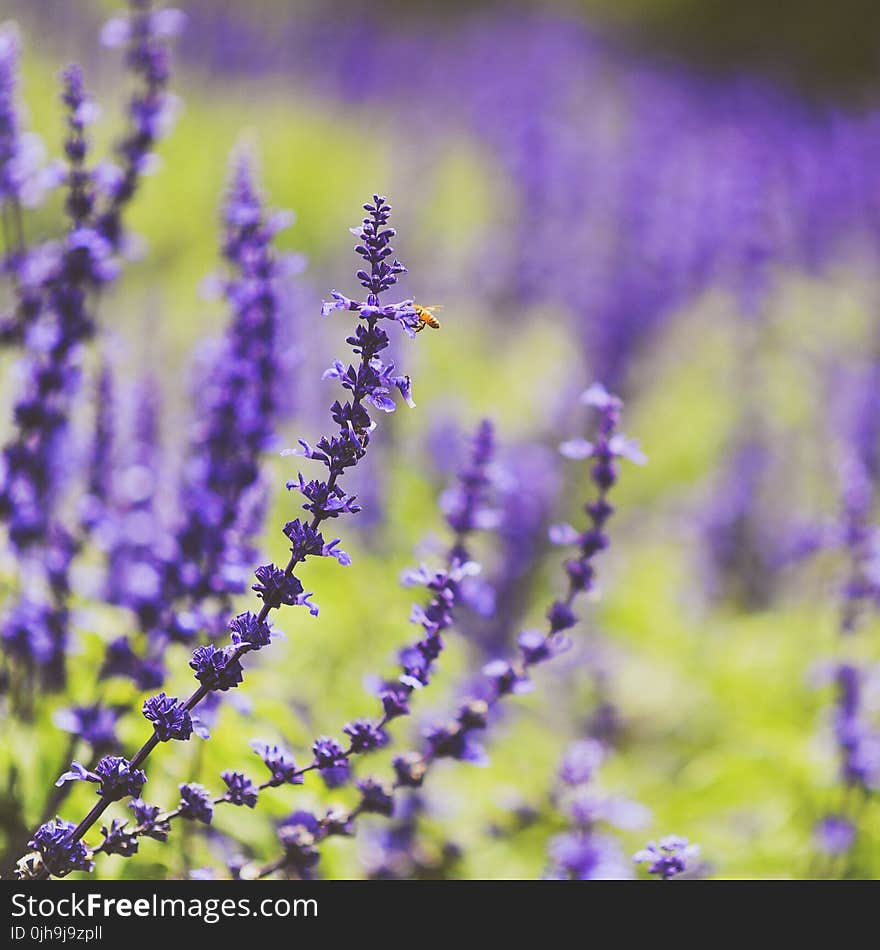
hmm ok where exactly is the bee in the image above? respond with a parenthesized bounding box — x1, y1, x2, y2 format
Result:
(414, 304, 442, 333)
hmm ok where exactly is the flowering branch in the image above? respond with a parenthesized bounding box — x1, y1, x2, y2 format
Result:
(246, 383, 645, 879)
(16, 193, 420, 880)
(40, 417, 498, 876)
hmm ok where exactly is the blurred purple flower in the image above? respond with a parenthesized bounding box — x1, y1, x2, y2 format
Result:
(813, 815, 856, 856)
(633, 836, 700, 880)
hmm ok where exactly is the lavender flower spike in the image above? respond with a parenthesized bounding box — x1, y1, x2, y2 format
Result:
(441, 419, 499, 560)
(321, 194, 419, 336)
(173, 148, 295, 619)
(96, 0, 185, 248)
(0, 23, 45, 214)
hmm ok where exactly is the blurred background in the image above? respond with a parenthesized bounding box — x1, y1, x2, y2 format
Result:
(2, 0, 880, 880)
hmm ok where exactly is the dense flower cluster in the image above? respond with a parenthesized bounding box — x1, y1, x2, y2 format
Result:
(27, 818, 92, 877)
(177, 783, 214, 824)
(251, 741, 302, 787)
(56, 755, 147, 801)
(19, 408, 508, 878)
(142, 692, 193, 742)
(221, 771, 259, 808)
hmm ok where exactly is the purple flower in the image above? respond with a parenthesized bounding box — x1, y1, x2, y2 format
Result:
(633, 836, 700, 879)
(1, 598, 57, 670)
(547, 600, 577, 634)
(542, 382, 640, 626)
(178, 783, 214, 824)
(283, 518, 325, 560)
(60, 65, 97, 228)
(558, 740, 605, 787)
(320, 196, 418, 336)
(482, 659, 532, 696)
(28, 818, 93, 877)
(549, 831, 632, 880)
(312, 736, 347, 769)
(321, 196, 416, 335)
(142, 692, 193, 741)
(252, 563, 314, 612)
(516, 629, 572, 666)
(813, 815, 856, 856)
(100, 818, 138, 857)
(312, 736, 350, 788)
(290, 474, 361, 521)
(0, 53, 118, 694)
(92, 755, 147, 801)
(229, 611, 272, 650)
(128, 799, 170, 841)
(423, 722, 488, 765)
(283, 518, 352, 567)
(189, 644, 244, 691)
(221, 771, 259, 808)
(251, 740, 302, 786)
(357, 778, 395, 817)
(57, 756, 146, 801)
(380, 683, 411, 720)
(16, 193, 420, 878)
(343, 719, 388, 753)
(441, 419, 499, 549)
(52, 703, 121, 748)
(100, 636, 165, 689)
(98, 376, 165, 631)
(392, 753, 427, 788)
(278, 817, 320, 873)
(78, 365, 115, 536)
(700, 437, 776, 608)
(0, 24, 45, 209)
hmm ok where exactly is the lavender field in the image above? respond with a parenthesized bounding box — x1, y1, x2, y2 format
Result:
(1, 0, 879, 883)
